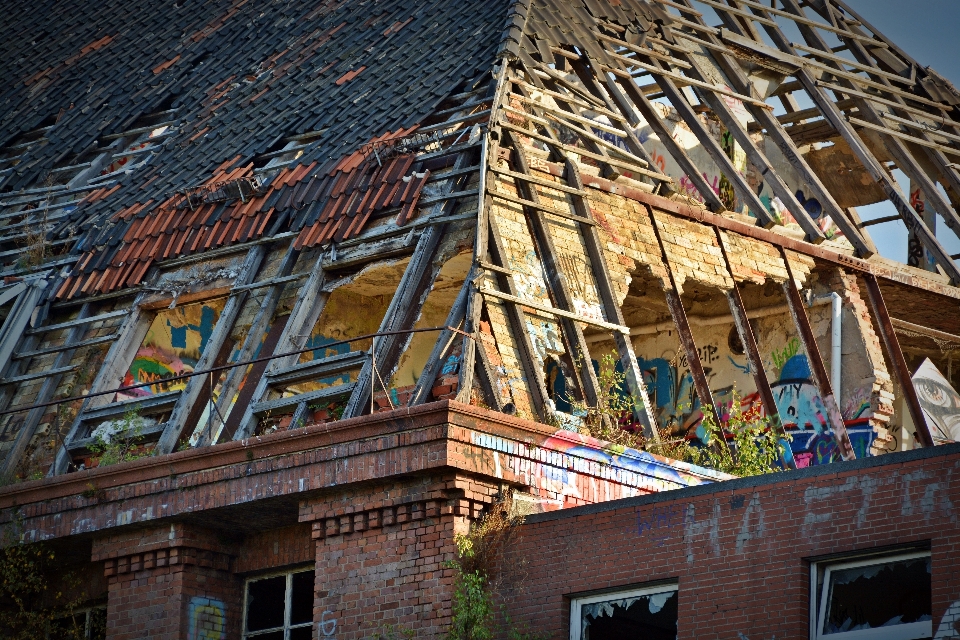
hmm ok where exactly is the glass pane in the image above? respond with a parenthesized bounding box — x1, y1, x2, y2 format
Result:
(290, 570, 316, 625)
(824, 556, 932, 633)
(290, 625, 314, 640)
(89, 607, 108, 640)
(581, 590, 678, 640)
(119, 298, 227, 400)
(246, 575, 286, 632)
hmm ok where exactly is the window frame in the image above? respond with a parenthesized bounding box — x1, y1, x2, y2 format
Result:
(241, 565, 315, 640)
(48, 603, 107, 640)
(568, 582, 679, 640)
(810, 550, 932, 640)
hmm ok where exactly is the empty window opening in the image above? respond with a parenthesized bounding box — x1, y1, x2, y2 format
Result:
(570, 584, 678, 640)
(49, 604, 107, 640)
(119, 298, 227, 401)
(243, 568, 315, 640)
(811, 550, 931, 640)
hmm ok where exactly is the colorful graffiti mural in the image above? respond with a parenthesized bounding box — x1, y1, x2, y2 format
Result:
(465, 427, 729, 511)
(913, 358, 960, 444)
(771, 354, 875, 466)
(187, 596, 226, 640)
(119, 299, 225, 399)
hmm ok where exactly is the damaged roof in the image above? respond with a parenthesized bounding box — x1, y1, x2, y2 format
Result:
(0, 0, 511, 296)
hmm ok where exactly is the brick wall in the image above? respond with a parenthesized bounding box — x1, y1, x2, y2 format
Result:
(495, 442, 960, 640)
(93, 524, 241, 640)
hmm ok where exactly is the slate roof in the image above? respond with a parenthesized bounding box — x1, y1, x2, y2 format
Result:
(0, 0, 512, 296)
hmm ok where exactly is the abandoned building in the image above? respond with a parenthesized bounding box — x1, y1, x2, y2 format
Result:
(1, 0, 959, 637)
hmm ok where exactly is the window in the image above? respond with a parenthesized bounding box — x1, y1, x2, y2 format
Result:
(569, 584, 678, 640)
(243, 568, 315, 640)
(811, 551, 932, 640)
(49, 605, 107, 640)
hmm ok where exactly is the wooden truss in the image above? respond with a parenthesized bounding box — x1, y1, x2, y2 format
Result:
(1, 0, 955, 477)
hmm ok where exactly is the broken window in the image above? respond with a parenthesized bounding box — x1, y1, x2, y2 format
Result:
(811, 551, 931, 639)
(570, 584, 678, 640)
(244, 568, 315, 640)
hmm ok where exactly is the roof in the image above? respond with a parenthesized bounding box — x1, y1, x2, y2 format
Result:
(0, 0, 513, 296)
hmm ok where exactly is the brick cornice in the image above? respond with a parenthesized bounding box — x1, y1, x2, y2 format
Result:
(102, 546, 233, 577)
(0, 401, 546, 511)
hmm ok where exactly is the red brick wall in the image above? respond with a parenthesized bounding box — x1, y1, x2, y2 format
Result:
(495, 444, 960, 640)
(93, 524, 241, 640)
(304, 473, 502, 639)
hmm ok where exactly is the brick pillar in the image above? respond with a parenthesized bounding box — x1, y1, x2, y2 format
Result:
(92, 524, 241, 640)
(302, 474, 500, 639)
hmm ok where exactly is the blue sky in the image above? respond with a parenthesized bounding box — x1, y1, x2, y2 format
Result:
(839, 0, 960, 263)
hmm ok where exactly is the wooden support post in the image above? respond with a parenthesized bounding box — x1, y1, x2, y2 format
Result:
(678, 53, 826, 244)
(0, 303, 91, 480)
(777, 246, 856, 460)
(645, 205, 729, 457)
(409, 273, 471, 406)
(500, 131, 605, 417)
(53, 292, 152, 474)
(234, 253, 328, 440)
(860, 273, 934, 448)
(343, 149, 478, 418)
(623, 55, 779, 228)
(516, 54, 621, 180)
(564, 159, 659, 442)
(611, 66, 728, 212)
(714, 231, 795, 469)
(341, 225, 444, 419)
(456, 286, 505, 410)
(485, 204, 551, 420)
(781, 0, 960, 248)
(196, 242, 300, 447)
(156, 245, 266, 454)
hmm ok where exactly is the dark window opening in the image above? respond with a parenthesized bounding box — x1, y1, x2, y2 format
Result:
(244, 568, 315, 639)
(575, 588, 678, 640)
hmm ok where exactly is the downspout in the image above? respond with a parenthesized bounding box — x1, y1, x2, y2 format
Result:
(809, 293, 842, 409)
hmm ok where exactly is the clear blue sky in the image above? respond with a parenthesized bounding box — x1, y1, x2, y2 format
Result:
(842, 0, 960, 263)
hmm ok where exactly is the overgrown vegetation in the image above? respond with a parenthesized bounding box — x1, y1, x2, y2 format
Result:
(562, 351, 791, 478)
(445, 499, 544, 640)
(0, 516, 86, 640)
(88, 408, 152, 467)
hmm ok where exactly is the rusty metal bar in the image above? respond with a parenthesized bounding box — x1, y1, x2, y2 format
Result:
(777, 247, 856, 460)
(645, 204, 730, 459)
(715, 230, 796, 469)
(860, 273, 934, 448)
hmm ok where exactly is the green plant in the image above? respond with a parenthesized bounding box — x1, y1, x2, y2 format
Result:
(87, 408, 152, 467)
(688, 393, 792, 477)
(446, 501, 522, 640)
(565, 352, 646, 451)
(0, 515, 85, 640)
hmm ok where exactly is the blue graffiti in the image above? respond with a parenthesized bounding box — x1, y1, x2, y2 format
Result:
(794, 189, 823, 220)
(167, 304, 217, 352)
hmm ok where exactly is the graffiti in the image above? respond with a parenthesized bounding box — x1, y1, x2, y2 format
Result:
(913, 358, 960, 443)
(771, 337, 800, 372)
(465, 429, 725, 511)
(120, 299, 225, 399)
(934, 599, 960, 639)
(187, 596, 226, 640)
(637, 503, 683, 547)
(320, 611, 337, 637)
(728, 355, 751, 375)
(677, 343, 719, 366)
(794, 189, 823, 220)
(770, 354, 876, 467)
